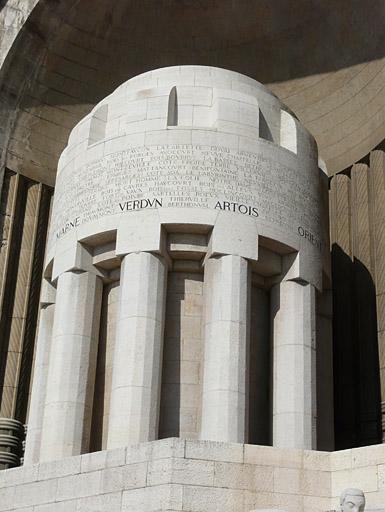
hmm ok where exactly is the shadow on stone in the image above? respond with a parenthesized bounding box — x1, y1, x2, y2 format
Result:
(332, 243, 381, 449)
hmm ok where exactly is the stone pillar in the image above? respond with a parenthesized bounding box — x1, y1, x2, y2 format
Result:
(39, 270, 102, 462)
(107, 251, 167, 448)
(24, 281, 56, 465)
(200, 254, 249, 443)
(271, 279, 316, 449)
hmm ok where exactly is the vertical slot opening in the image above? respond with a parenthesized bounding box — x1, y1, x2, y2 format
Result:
(280, 110, 298, 154)
(167, 86, 178, 127)
(159, 270, 204, 439)
(89, 104, 108, 146)
(248, 281, 272, 445)
(89, 281, 120, 452)
(259, 110, 274, 143)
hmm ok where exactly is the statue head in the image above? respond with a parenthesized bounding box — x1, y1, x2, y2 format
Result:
(340, 488, 365, 512)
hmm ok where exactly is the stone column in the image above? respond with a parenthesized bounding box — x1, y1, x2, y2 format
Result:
(39, 270, 102, 462)
(271, 279, 316, 449)
(24, 281, 56, 465)
(107, 251, 167, 448)
(200, 254, 249, 443)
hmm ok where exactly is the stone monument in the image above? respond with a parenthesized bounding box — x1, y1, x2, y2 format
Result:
(24, 65, 326, 464)
(0, 66, 332, 512)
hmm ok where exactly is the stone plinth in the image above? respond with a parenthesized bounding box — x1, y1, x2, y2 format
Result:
(0, 419, 24, 470)
(3, 439, 385, 512)
(0, 439, 329, 512)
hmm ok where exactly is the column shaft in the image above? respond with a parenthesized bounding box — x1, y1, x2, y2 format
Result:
(39, 271, 102, 462)
(271, 279, 316, 449)
(107, 252, 167, 448)
(24, 301, 55, 464)
(200, 254, 249, 443)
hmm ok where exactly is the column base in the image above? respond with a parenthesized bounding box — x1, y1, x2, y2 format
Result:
(1, 438, 384, 511)
(0, 418, 24, 470)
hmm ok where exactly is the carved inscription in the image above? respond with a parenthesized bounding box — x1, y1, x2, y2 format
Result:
(298, 226, 322, 251)
(50, 144, 320, 246)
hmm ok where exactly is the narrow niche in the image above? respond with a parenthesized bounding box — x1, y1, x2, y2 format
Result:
(280, 110, 297, 154)
(248, 282, 272, 445)
(158, 270, 204, 439)
(259, 109, 274, 143)
(89, 281, 119, 452)
(167, 86, 178, 127)
(88, 104, 108, 146)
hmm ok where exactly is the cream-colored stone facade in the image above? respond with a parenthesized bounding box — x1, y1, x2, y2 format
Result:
(22, 66, 329, 463)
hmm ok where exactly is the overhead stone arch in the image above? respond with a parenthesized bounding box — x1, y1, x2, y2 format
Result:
(1, 0, 385, 187)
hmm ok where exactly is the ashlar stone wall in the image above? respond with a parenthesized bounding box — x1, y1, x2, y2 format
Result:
(3, 439, 385, 512)
(159, 272, 204, 440)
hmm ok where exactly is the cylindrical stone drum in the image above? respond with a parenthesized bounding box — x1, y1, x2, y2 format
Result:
(27, 66, 328, 462)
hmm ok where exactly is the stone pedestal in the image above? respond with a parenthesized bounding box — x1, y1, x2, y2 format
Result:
(0, 418, 24, 469)
(4, 438, 385, 512)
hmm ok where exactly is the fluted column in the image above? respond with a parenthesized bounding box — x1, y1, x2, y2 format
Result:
(107, 251, 167, 448)
(39, 270, 102, 462)
(271, 279, 316, 449)
(24, 281, 56, 465)
(200, 254, 250, 443)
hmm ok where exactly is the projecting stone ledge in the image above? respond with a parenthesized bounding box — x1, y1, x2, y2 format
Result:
(1, 438, 385, 511)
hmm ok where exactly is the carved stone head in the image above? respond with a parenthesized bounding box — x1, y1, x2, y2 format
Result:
(340, 488, 365, 512)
